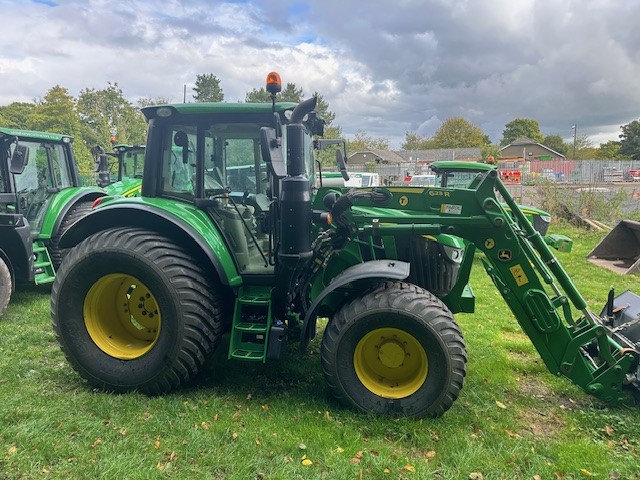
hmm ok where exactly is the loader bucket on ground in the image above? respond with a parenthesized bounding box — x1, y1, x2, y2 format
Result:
(587, 220, 640, 275)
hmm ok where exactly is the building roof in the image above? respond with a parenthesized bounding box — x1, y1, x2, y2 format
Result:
(499, 137, 565, 159)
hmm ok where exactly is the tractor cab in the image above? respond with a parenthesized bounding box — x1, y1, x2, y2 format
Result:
(139, 99, 319, 276)
(95, 144, 145, 197)
(0, 128, 79, 235)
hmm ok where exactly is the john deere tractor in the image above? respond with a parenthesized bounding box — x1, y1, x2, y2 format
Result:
(0, 128, 103, 316)
(94, 144, 145, 197)
(51, 74, 640, 418)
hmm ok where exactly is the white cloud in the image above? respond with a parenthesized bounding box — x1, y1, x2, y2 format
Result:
(1, 0, 639, 149)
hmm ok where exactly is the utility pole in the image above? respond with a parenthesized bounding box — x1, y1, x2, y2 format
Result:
(572, 124, 577, 159)
(183, 85, 187, 103)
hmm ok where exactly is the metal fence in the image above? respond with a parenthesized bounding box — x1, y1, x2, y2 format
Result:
(364, 159, 640, 186)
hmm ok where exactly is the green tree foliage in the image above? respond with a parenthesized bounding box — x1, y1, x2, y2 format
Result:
(619, 119, 640, 160)
(401, 131, 433, 150)
(77, 83, 147, 151)
(0, 102, 35, 129)
(137, 97, 172, 108)
(542, 134, 569, 156)
(192, 74, 224, 102)
(597, 140, 627, 159)
(572, 135, 595, 159)
(346, 130, 389, 155)
(27, 86, 94, 175)
(431, 117, 488, 148)
(245, 82, 304, 103)
(500, 118, 544, 146)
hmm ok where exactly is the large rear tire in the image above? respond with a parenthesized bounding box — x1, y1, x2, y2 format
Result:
(51, 227, 225, 394)
(0, 257, 11, 318)
(321, 282, 467, 418)
(49, 200, 94, 270)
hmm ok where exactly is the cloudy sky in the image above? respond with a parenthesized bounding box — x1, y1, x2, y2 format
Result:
(1, 0, 639, 148)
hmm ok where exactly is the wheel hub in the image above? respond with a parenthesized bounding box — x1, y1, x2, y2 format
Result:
(84, 274, 161, 360)
(377, 338, 407, 369)
(354, 327, 428, 399)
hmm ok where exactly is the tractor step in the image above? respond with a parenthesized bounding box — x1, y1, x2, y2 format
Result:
(33, 241, 55, 285)
(228, 287, 273, 362)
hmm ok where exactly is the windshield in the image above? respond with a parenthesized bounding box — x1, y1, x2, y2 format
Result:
(159, 121, 314, 198)
(120, 147, 145, 181)
(11, 140, 73, 230)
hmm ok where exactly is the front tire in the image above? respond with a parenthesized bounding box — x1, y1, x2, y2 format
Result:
(51, 227, 225, 394)
(0, 257, 11, 318)
(321, 282, 467, 418)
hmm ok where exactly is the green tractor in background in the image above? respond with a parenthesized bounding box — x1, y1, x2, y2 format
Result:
(51, 74, 640, 418)
(94, 144, 145, 197)
(0, 127, 103, 316)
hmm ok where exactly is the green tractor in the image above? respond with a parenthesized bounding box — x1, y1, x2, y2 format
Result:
(0, 127, 104, 316)
(51, 75, 640, 417)
(94, 144, 145, 197)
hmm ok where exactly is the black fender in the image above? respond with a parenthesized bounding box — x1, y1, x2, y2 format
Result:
(58, 204, 231, 286)
(299, 259, 410, 352)
(0, 214, 34, 284)
(50, 190, 104, 238)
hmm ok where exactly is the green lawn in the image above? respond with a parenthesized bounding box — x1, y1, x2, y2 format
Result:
(1, 224, 639, 479)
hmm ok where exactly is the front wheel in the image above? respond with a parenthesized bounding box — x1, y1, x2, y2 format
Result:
(0, 257, 11, 317)
(321, 282, 467, 418)
(51, 227, 225, 394)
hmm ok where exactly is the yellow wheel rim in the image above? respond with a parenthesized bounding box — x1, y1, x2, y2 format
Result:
(354, 327, 428, 398)
(84, 274, 161, 360)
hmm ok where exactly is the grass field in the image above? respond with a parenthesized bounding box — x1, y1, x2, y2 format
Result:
(1, 224, 639, 479)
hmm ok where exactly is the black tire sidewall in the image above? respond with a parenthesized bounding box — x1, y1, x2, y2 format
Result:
(331, 309, 452, 417)
(56, 248, 184, 390)
(0, 257, 11, 317)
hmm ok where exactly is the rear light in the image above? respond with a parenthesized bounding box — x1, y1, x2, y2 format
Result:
(92, 197, 105, 209)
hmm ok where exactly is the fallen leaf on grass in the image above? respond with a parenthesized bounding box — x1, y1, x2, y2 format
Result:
(383, 468, 391, 474)
(404, 464, 415, 472)
(90, 437, 102, 449)
(469, 472, 484, 480)
(495, 400, 507, 409)
(153, 440, 161, 449)
(580, 468, 594, 477)
(7, 445, 17, 456)
(301, 455, 313, 466)
(605, 425, 613, 436)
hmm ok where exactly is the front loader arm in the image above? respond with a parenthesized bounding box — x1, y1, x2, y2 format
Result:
(342, 164, 638, 404)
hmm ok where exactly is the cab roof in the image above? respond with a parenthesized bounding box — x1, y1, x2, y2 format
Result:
(0, 127, 73, 143)
(141, 102, 299, 121)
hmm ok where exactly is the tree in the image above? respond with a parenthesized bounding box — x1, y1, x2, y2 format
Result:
(597, 140, 627, 160)
(431, 117, 488, 149)
(0, 102, 36, 129)
(500, 118, 544, 146)
(346, 130, 389, 155)
(619, 119, 640, 160)
(77, 83, 147, 151)
(311, 91, 335, 127)
(245, 82, 304, 103)
(542, 134, 569, 156)
(401, 131, 433, 150)
(28, 85, 94, 175)
(137, 96, 172, 108)
(192, 74, 224, 102)
(573, 135, 595, 159)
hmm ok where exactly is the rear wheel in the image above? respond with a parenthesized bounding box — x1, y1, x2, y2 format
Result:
(321, 282, 467, 418)
(51, 227, 225, 393)
(0, 257, 11, 318)
(49, 200, 94, 270)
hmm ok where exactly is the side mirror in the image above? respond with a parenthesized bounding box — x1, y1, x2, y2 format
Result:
(173, 131, 190, 164)
(336, 149, 349, 181)
(10, 144, 28, 174)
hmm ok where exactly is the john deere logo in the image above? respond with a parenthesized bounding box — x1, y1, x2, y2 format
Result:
(498, 249, 512, 261)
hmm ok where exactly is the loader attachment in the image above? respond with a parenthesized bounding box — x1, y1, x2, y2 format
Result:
(587, 220, 640, 275)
